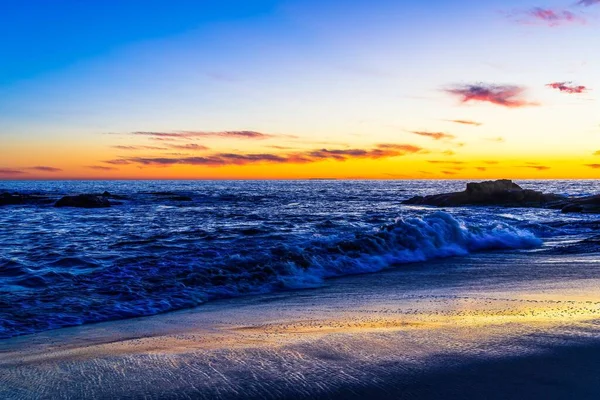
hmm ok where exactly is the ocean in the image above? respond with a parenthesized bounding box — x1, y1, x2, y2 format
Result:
(1, 180, 600, 339)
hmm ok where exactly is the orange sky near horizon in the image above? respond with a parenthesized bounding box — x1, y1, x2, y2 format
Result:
(1, 0, 600, 180)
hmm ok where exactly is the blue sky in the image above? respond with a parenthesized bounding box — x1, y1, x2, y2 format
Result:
(1, 0, 599, 178)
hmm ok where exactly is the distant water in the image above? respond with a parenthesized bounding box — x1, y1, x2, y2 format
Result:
(1, 180, 600, 339)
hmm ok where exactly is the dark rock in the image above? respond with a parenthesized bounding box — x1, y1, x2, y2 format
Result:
(55, 195, 111, 208)
(0, 192, 54, 206)
(146, 192, 177, 196)
(170, 196, 193, 202)
(403, 180, 566, 208)
(561, 195, 600, 214)
(0, 193, 23, 206)
(101, 191, 128, 200)
(466, 179, 522, 194)
(561, 204, 585, 213)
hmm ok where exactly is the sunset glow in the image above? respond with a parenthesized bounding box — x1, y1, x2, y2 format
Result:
(1, 0, 599, 179)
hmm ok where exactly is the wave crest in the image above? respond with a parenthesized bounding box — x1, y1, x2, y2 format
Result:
(0, 212, 541, 338)
(281, 211, 541, 288)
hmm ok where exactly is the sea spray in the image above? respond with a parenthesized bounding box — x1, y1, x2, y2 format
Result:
(275, 212, 542, 289)
(1, 210, 543, 339)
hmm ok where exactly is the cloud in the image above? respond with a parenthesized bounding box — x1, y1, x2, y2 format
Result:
(128, 154, 290, 166)
(594, 150, 600, 156)
(522, 8, 585, 26)
(447, 119, 483, 126)
(23, 166, 62, 172)
(442, 171, 458, 175)
(519, 165, 551, 171)
(118, 144, 424, 167)
(87, 165, 118, 171)
(408, 131, 456, 140)
(577, 0, 600, 6)
(585, 164, 600, 169)
(546, 82, 588, 94)
(442, 150, 456, 156)
(427, 160, 465, 165)
(103, 159, 131, 165)
(376, 144, 424, 152)
(0, 166, 62, 174)
(131, 131, 282, 140)
(476, 167, 487, 171)
(112, 145, 168, 151)
(0, 168, 26, 175)
(486, 137, 505, 143)
(148, 137, 178, 142)
(267, 145, 298, 150)
(445, 84, 538, 108)
(168, 143, 210, 151)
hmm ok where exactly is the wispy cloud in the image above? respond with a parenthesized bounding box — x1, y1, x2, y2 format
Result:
(376, 144, 424, 152)
(546, 82, 588, 94)
(519, 165, 551, 171)
(87, 165, 118, 171)
(103, 159, 131, 165)
(1, 166, 62, 175)
(408, 131, 456, 141)
(115, 144, 424, 168)
(520, 8, 585, 26)
(427, 160, 465, 165)
(130, 131, 287, 141)
(577, 0, 600, 6)
(0, 168, 26, 175)
(148, 137, 178, 142)
(445, 84, 538, 108)
(112, 145, 168, 151)
(25, 166, 63, 172)
(585, 164, 600, 169)
(486, 137, 505, 143)
(168, 143, 210, 151)
(447, 119, 483, 126)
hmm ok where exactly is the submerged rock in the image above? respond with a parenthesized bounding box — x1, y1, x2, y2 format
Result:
(55, 194, 111, 208)
(403, 180, 566, 208)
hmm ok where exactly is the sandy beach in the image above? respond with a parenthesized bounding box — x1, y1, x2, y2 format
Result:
(3, 249, 600, 399)
(2, 0, 600, 395)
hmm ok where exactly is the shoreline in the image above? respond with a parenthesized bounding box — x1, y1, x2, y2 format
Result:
(3, 251, 600, 398)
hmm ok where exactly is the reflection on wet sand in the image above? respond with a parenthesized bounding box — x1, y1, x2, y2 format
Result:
(3, 253, 600, 399)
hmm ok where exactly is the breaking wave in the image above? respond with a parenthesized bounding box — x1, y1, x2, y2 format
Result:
(0, 210, 541, 338)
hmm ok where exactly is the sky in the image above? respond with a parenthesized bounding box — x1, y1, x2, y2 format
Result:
(1, 0, 599, 179)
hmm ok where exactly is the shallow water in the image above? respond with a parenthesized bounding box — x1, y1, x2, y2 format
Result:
(1, 180, 599, 338)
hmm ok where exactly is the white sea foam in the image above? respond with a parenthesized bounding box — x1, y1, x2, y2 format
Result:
(277, 212, 542, 289)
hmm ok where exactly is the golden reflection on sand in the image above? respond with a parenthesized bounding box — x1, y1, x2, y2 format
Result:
(4, 293, 600, 367)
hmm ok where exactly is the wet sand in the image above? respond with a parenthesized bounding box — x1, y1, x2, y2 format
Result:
(3, 250, 600, 399)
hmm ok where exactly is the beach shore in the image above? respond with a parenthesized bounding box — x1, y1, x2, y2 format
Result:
(3, 250, 600, 399)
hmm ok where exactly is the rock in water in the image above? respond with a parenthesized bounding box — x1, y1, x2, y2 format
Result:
(0, 193, 24, 206)
(403, 179, 565, 208)
(466, 179, 522, 194)
(561, 195, 600, 214)
(55, 195, 111, 208)
(0, 193, 54, 206)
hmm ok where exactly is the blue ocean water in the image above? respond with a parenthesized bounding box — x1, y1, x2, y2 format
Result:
(1, 180, 599, 339)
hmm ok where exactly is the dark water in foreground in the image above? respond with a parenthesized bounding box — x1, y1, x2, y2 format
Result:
(1, 180, 599, 338)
